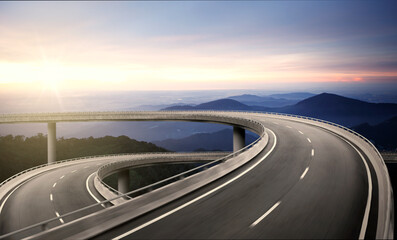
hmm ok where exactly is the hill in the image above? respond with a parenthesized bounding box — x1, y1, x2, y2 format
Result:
(0, 134, 168, 182)
(227, 94, 268, 103)
(269, 92, 315, 100)
(227, 94, 298, 107)
(163, 93, 397, 127)
(352, 116, 397, 151)
(153, 129, 257, 152)
(163, 99, 256, 111)
(278, 93, 397, 126)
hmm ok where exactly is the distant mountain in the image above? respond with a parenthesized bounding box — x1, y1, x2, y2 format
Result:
(352, 116, 397, 151)
(163, 92, 397, 127)
(133, 103, 193, 111)
(163, 99, 258, 111)
(153, 129, 257, 152)
(268, 92, 315, 100)
(227, 94, 271, 103)
(9, 92, 393, 142)
(277, 93, 397, 126)
(227, 94, 298, 108)
(346, 93, 397, 104)
(227, 92, 314, 108)
(196, 99, 251, 110)
(162, 105, 197, 111)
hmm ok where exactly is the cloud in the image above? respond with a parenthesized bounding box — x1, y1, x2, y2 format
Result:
(0, 1, 396, 91)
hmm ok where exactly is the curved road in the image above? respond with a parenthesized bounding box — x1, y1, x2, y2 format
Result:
(96, 118, 374, 239)
(0, 114, 383, 239)
(0, 159, 108, 236)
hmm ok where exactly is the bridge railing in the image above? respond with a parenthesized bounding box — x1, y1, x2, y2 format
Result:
(96, 126, 264, 199)
(190, 109, 384, 162)
(0, 152, 178, 189)
(95, 152, 231, 199)
(0, 113, 266, 239)
(0, 110, 392, 239)
(0, 137, 264, 239)
(0, 151, 252, 239)
(255, 111, 393, 239)
(258, 111, 385, 161)
(180, 109, 393, 238)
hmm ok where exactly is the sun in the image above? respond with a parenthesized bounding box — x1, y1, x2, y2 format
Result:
(36, 61, 65, 91)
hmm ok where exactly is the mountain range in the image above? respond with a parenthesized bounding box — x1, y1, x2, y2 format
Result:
(164, 99, 255, 111)
(163, 93, 397, 127)
(132, 92, 315, 111)
(2, 92, 396, 151)
(227, 92, 315, 107)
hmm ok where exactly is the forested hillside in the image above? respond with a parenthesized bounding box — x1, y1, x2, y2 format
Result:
(0, 134, 168, 182)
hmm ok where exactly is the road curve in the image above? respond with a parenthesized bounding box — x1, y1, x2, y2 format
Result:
(0, 160, 105, 235)
(95, 118, 372, 239)
(0, 111, 392, 239)
(0, 152, 224, 239)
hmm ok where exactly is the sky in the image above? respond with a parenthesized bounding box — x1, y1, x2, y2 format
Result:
(0, 1, 396, 92)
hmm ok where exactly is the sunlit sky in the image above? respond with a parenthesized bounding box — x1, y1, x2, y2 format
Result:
(0, 1, 396, 92)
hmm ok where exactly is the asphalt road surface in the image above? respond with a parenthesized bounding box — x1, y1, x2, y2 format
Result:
(0, 117, 376, 239)
(96, 118, 375, 239)
(0, 159, 107, 236)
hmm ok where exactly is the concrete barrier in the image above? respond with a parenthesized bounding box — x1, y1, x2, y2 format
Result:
(26, 131, 269, 240)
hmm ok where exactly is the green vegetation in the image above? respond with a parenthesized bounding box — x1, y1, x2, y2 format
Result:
(0, 134, 168, 182)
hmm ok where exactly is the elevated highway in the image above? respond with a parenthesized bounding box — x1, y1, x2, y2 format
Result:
(0, 111, 393, 239)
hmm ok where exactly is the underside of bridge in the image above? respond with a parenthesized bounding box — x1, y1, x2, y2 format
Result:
(45, 122, 247, 194)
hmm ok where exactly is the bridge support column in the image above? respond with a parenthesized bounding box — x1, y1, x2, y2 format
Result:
(233, 126, 245, 152)
(47, 122, 56, 164)
(118, 170, 130, 194)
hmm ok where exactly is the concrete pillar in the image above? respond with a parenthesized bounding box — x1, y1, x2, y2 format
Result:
(233, 126, 246, 152)
(118, 170, 130, 194)
(47, 122, 56, 164)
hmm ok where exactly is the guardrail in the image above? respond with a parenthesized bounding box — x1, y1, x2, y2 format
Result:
(0, 138, 264, 239)
(165, 109, 393, 238)
(208, 110, 393, 238)
(0, 110, 392, 239)
(96, 152, 230, 199)
(258, 111, 384, 162)
(0, 152, 175, 189)
(258, 111, 393, 239)
(0, 113, 266, 239)
(96, 131, 264, 199)
(196, 109, 386, 163)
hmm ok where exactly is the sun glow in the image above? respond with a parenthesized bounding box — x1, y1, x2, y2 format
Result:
(0, 60, 130, 91)
(35, 61, 65, 91)
(0, 61, 65, 88)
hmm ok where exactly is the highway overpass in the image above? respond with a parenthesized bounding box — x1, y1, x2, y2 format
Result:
(0, 111, 393, 239)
